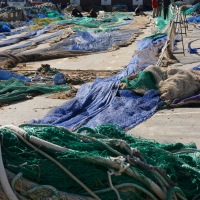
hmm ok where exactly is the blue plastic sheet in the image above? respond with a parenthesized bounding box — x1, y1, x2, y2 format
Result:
(187, 15, 200, 23)
(30, 82, 159, 130)
(0, 22, 12, 33)
(137, 34, 167, 51)
(192, 65, 200, 70)
(0, 69, 31, 82)
(29, 35, 163, 130)
(0, 25, 11, 33)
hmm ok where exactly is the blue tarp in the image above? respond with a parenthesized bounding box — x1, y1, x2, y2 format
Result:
(0, 69, 31, 82)
(192, 65, 200, 70)
(29, 77, 160, 130)
(187, 15, 200, 23)
(0, 22, 12, 33)
(29, 35, 163, 130)
(137, 34, 167, 51)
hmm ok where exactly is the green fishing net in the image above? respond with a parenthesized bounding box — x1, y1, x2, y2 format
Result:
(0, 78, 71, 103)
(0, 124, 199, 199)
(121, 71, 157, 94)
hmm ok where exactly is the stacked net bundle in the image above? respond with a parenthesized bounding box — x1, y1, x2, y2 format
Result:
(0, 124, 199, 199)
(0, 78, 71, 104)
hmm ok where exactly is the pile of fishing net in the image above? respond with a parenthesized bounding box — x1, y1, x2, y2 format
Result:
(24, 3, 62, 19)
(0, 13, 138, 68)
(0, 78, 71, 104)
(183, 2, 200, 15)
(52, 13, 134, 32)
(0, 124, 199, 199)
(0, 29, 138, 69)
(120, 65, 200, 105)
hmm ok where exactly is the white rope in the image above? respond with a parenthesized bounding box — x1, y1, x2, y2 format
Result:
(107, 156, 131, 200)
(110, 156, 130, 175)
(107, 170, 121, 200)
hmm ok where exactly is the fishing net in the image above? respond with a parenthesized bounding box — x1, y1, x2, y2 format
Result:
(155, 6, 175, 32)
(0, 26, 52, 48)
(183, 2, 200, 15)
(52, 13, 133, 32)
(158, 68, 200, 104)
(156, 17, 167, 31)
(0, 50, 91, 69)
(0, 124, 199, 199)
(0, 78, 71, 104)
(0, 28, 138, 69)
(120, 71, 157, 94)
(0, 13, 139, 69)
(24, 3, 63, 20)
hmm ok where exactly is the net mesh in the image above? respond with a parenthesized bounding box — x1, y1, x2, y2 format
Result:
(121, 71, 158, 94)
(0, 124, 199, 199)
(0, 78, 71, 104)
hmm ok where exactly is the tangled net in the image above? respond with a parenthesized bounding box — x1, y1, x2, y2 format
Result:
(0, 124, 199, 200)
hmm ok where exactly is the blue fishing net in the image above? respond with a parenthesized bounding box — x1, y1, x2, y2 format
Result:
(0, 26, 51, 47)
(9, 30, 64, 51)
(188, 39, 200, 54)
(29, 78, 160, 131)
(0, 28, 29, 37)
(65, 29, 138, 51)
(22, 28, 139, 53)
